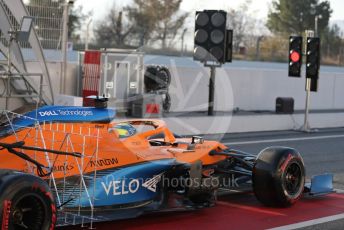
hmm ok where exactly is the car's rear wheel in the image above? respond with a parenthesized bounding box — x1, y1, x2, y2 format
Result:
(0, 171, 56, 230)
(252, 147, 305, 207)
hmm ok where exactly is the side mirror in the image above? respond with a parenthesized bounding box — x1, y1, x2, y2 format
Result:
(191, 136, 204, 144)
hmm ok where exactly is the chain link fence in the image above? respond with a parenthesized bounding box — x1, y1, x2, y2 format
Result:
(0, 0, 63, 50)
(26, 0, 63, 50)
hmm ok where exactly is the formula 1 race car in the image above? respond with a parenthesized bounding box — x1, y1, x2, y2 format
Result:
(0, 104, 333, 229)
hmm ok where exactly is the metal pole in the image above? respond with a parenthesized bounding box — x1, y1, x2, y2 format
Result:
(314, 15, 322, 37)
(85, 18, 92, 50)
(181, 28, 187, 56)
(303, 79, 311, 131)
(315, 16, 318, 36)
(61, 2, 70, 94)
(7, 33, 12, 74)
(301, 30, 315, 132)
(5, 31, 15, 110)
(208, 66, 216, 116)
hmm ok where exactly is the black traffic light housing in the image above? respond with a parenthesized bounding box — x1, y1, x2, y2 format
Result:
(306, 37, 320, 79)
(225, 29, 233, 62)
(288, 36, 303, 77)
(194, 10, 228, 63)
(309, 78, 318, 92)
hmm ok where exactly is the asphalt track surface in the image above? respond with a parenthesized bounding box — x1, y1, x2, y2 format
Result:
(59, 127, 344, 230)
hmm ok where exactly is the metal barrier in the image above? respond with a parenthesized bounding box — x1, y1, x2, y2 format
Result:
(0, 72, 43, 109)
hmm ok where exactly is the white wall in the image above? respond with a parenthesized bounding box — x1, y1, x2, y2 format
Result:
(167, 66, 234, 112)
(163, 112, 344, 135)
(0, 83, 23, 111)
(25, 61, 79, 97)
(166, 65, 344, 112)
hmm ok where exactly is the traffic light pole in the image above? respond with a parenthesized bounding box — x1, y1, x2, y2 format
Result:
(301, 30, 315, 132)
(302, 79, 311, 132)
(208, 66, 216, 115)
(205, 62, 221, 116)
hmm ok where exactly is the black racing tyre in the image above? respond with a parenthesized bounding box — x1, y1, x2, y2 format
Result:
(158, 66, 171, 87)
(162, 92, 171, 113)
(144, 65, 171, 92)
(152, 181, 168, 210)
(252, 147, 305, 207)
(144, 65, 159, 92)
(0, 171, 56, 230)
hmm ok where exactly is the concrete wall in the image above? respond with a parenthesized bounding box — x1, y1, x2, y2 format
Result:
(163, 112, 344, 135)
(0, 83, 23, 111)
(167, 65, 344, 112)
(24, 61, 79, 97)
(167, 66, 234, 112)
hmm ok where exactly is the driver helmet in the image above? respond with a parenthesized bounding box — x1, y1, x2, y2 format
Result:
(113, 123, 137, 138)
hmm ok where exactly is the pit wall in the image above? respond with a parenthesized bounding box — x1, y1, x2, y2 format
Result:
(167, 65, 344, 112)
(1, 59, 344, 113)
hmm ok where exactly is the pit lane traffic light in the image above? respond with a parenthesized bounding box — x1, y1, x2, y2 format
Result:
(288, 36, 303, 77)
(225, 29, 233, 62)
(194, 10, 228, 63)
(306, 37, 320, 79)
(309, 78, 318, 92)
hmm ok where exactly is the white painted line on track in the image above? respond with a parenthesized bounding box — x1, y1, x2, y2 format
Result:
(267, 213, 344, 230)
(224, 134, 344, 146)
(335, 189, 344, 194)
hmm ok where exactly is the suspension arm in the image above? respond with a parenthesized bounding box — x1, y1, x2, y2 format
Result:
(0, 141, 82, 157)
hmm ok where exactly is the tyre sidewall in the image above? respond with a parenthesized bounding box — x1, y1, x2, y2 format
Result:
(275, 156, 305, 205)
(253, 147, 305, 207)
(0, 174, 56, 230)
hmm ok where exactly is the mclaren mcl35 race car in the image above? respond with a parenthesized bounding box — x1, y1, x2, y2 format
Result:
(0, 103, 334, 229)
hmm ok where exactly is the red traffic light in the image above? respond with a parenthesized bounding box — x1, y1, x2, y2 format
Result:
(290, 51, 300, 62)
(288, 36, 302, 77)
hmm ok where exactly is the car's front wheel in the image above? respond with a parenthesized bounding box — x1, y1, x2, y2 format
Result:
(252, 147, 305, 207)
